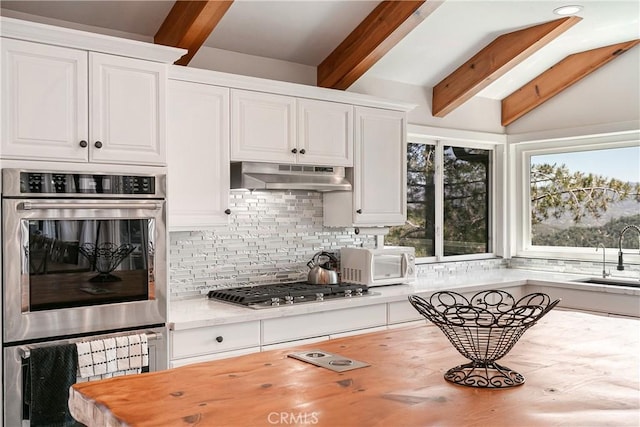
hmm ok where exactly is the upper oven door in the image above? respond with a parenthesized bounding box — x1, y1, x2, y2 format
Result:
(2, 198, 167, 343)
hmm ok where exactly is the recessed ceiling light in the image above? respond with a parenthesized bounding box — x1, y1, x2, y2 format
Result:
(553, 5, 584, 15)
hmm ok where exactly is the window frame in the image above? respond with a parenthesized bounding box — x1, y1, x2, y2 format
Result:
(403, 125, 506, 264)
(513, 131, 640, 261)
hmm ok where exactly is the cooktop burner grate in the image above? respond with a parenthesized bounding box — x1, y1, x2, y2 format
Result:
(207, 282, 370, 307)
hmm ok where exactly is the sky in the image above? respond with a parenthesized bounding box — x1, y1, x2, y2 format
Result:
(531, 146, 640, 183)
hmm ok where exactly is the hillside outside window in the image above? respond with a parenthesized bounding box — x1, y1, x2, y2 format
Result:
(528, 145, 640, 250)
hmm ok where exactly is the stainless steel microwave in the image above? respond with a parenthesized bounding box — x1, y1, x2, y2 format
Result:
(340, 246, 415, 287)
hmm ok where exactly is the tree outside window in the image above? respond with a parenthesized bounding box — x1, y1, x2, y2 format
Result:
(387, 142, 491, 258)
(530, 146, 640, 249)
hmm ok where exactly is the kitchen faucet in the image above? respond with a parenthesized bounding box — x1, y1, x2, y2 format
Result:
(596, 243, 609, 278)
(617, 224, 640, 271)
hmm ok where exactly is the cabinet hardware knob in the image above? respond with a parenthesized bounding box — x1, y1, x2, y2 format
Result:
(299, 149, 306, 154)
(356, 209, 362, 214)
(216, 336, 224, 343)
(291, 148, 297, 154)
(94, 141, 103, 149)
(224, 209, 231, 215)
(79, 140, 88, 148)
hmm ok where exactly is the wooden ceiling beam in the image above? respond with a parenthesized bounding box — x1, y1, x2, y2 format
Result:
(501, 39, 640, 126)
(317, 0, 443, 90)
(432, 16, 582, 118)
(154, 0, 234, 66)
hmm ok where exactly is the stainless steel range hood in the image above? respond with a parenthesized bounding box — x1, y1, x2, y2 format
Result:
(230, 162, 352, 192)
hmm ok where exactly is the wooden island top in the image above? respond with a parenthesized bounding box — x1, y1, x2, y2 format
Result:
(69, 310, 640, 427)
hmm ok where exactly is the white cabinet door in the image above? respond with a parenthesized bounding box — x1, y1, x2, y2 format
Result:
(170, 321, 261, 360)
(167, 80, 230, 230)
(388, 300, 425, 324)
(260, 336, 330, 352)
(89, 53, 166, 165)
(297, 98, 353, 166)
(1, 38, 88, 161)
(230, 89, 296, 163)
(261, 304, 387, 345)
(1, 40, 166, 165)
(324, 107, 407, 227)
(170, 347, 261, 368)
(354, 107, 406, 225)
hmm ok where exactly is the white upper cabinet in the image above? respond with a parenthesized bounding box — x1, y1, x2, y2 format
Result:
(1, 38, 167, 165)
(89, 53, 166, 165)
(231, 89, 296, 163)
(354, 107, 406, 225)
(324, 107, 407, 227)
(297, 98, 353, 167)
(167, 80, 230, 230)
(230, 89, 353, 166)
(1, 38, 89, 162)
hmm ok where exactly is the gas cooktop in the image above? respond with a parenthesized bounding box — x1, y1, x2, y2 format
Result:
(207, 282, 371, 309)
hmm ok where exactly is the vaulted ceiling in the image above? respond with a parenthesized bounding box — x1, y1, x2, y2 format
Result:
(2, 0, 638, 127)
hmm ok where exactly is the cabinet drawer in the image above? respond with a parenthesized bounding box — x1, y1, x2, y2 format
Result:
(388, 300, 425, 324)
(261, 336, 330, 352)
(171, 321, 260, 360)
(261, 304, 387, 345)
(170, 346, 260, 368)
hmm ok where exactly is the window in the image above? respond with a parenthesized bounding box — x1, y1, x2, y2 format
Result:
(387, 140, 494, 260)
(443, 145, 491, 255)
(516, 135, 640, 257)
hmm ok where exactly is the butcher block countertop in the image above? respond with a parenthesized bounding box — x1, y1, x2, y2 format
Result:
(69, 310, 640, 427)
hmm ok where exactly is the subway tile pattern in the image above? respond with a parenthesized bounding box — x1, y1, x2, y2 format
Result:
(509, 256, 640, 278)
(171, 191, 637, 299)
(169, 190, 374, 298)
(414, 258, 507, 279)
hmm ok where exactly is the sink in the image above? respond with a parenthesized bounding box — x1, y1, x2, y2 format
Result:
(572, 277, 640, 288)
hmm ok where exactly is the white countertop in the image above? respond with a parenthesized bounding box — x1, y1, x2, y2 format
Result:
(168, 268, 640, 330)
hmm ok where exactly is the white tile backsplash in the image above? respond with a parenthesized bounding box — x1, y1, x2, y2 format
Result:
(169, 190, 374, 298)
(509, 256, 639, 278)
(414, 258, 507, 280)
(170, 192, 636, 300)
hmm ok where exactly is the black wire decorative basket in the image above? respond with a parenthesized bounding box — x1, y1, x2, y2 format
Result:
(78, 242, 135, 283)
(409, 290, 560, 389)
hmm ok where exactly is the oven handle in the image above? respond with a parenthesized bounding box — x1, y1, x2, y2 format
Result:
(19, 202, 162, 211)
(18, 331, 163, 359)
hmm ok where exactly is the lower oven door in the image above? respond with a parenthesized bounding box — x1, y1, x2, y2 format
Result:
(3, 325, 167, 427)
(2, 198, 167, 342)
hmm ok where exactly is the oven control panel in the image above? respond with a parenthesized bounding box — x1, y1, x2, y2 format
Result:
(19, 172, 156, 195)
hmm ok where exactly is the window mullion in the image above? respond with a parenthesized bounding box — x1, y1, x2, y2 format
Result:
(434, 140, 444, 260)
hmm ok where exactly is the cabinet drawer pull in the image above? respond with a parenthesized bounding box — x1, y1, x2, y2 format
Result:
(291, 148, 297, 154)
(224, 209, 231, 215)
(94, 141, 103, 149)
(215, 336, 224, 343)
(79, 140, 88, 148)
(299, 149, 306, 154)
(356, 209, 362, 214)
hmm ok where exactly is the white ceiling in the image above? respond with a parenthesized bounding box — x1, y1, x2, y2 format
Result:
(1, 0, 638, 101)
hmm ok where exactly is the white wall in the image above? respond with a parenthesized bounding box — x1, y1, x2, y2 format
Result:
(189, 46, 317, 86)
(348, 76, 505, 133)
(349, 48, 640, 137)
(506, 48, 640, 136)
(0, 9, 152, 42)
(186, 42, 639, 138)
(2, 9, 636, 137)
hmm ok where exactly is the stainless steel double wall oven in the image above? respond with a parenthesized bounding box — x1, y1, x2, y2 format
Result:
(2, 169, 168, 425)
